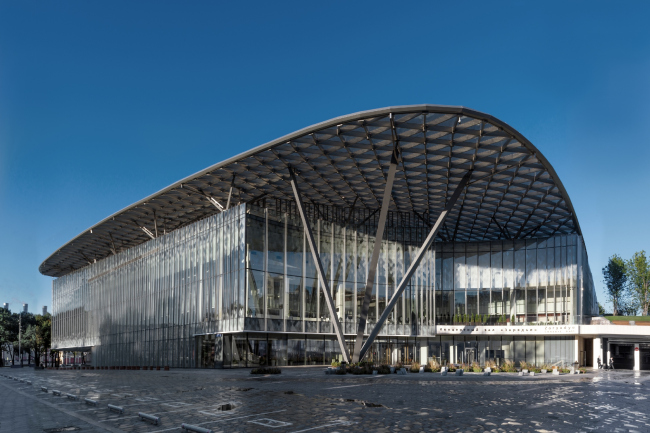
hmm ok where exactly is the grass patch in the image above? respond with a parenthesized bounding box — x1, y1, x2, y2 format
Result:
(605, 316, 650, 322)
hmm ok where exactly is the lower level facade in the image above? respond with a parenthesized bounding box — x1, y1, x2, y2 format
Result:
(50, 203, 641, 369)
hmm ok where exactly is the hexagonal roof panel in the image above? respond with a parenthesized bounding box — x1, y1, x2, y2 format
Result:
(40, 105, 581, 277)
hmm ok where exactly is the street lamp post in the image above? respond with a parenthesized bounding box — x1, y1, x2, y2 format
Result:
(18, 313, 22, 367)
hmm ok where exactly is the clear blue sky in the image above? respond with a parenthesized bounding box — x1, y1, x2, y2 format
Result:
(1, 1, 648, 314)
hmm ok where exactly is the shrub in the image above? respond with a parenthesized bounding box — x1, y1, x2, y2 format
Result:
(471, 362, 482, 373)
(251, 367, 281, 374)
(350, 364, 373, 375)
(331, 360, 341, 368)
(410, 362, 421, 373)
(447, 364, 457, 372)
(491, 366, 501, 373)
(501, 360, 517, 373)
(427, 359, 441, 373)
(395, 361, 403, 370)
(541, 363, 553, 371)
(376, 364, 391, 374)
(579, 367, 587, 374)
(559, 368, 571, 374)
(519, 361, 530, 370)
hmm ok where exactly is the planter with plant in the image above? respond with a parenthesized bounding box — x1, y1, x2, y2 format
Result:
(251, 367, 281, 374)
(377, 364, 391, 374)
(427, 359, 441, 373)
(501, 360, 517, 373)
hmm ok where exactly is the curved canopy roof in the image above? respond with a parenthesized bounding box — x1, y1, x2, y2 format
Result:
(40, 105, 581, 277)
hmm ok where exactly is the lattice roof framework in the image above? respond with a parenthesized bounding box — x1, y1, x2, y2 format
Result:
(40, 105, 581, 278)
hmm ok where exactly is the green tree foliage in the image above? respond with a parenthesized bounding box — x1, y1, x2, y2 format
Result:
(15, 312, 35, 365)
(598, 303, 606, 315)
(34, 314, 52, 366)
(0, 309, 18, 366)
(602, 254, 629, 316)
(0, 311, 51, 366)
(626, 251, 650, 316)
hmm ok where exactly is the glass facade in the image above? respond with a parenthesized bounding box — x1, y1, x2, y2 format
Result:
(52, 202, 596, 368)
(52, 205, 246, 368)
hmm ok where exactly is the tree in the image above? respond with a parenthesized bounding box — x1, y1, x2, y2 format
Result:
(626, 251, 650, 316)
(603, 254, 628, 316)
(598, 303, 606, 316)
(14, 312, 35, 365)
(34, 314, 52, 367)
(23, 324, 37, 365)
(0, 310, 18, 366)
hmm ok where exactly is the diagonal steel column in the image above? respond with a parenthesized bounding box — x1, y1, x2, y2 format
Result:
(226, 175, 236, 210)
(358, 170, 473, 361)
(289, 167, 351, 363)
(351, 148, 400, 363)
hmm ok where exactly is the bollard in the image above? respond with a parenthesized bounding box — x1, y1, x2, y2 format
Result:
(181, 423, 213, 433)
(52, 390, 62, 396)
(41, 386, 48, 393)
(66, 393, 78, 400)
(108, 404, 124, 414)
(85, 398, 98, 406)
(138, 412, 161, 425)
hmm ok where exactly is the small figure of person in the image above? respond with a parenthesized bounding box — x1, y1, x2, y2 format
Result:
(610, 356, 615, 370)
(597, 357, 602, 369)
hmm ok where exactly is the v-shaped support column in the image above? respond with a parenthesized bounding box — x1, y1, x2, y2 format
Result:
(358, 169, 473, 361)
(351, 147, 400, 363)
(289, 167, 351, 363)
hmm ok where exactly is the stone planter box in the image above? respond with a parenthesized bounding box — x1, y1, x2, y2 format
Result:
(541, 369, 547, 374)
(455, 369, 464, 376)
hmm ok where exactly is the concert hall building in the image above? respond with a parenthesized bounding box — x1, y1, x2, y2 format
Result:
(42, 105, 647, 370)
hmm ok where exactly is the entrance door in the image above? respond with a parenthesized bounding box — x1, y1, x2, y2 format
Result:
(198, 335, 216, 368)
(584, 338, 593, 367)
(464, 348, 476, 364)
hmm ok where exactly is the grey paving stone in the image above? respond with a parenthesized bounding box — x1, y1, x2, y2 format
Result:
(0, 368, 649, 433)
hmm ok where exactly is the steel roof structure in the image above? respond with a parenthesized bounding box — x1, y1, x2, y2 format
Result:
(40, 105, 581, 278)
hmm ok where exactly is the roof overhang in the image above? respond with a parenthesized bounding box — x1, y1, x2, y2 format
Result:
(40, 105, 581, 277)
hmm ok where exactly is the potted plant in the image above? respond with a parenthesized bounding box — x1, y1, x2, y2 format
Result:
(427, 359, 441, 373)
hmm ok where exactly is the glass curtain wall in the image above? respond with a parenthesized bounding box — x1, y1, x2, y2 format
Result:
(243, 203, 436, 338)
(434, 236, 590, 325)
(52, 199, 596, 369)
(52, 205, 246, 368)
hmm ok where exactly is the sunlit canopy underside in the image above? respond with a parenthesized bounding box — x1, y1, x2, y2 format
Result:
(40, 105, 581, 277)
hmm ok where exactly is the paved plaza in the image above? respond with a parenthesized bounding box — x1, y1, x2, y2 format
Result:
(1, 367, 649, 433)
